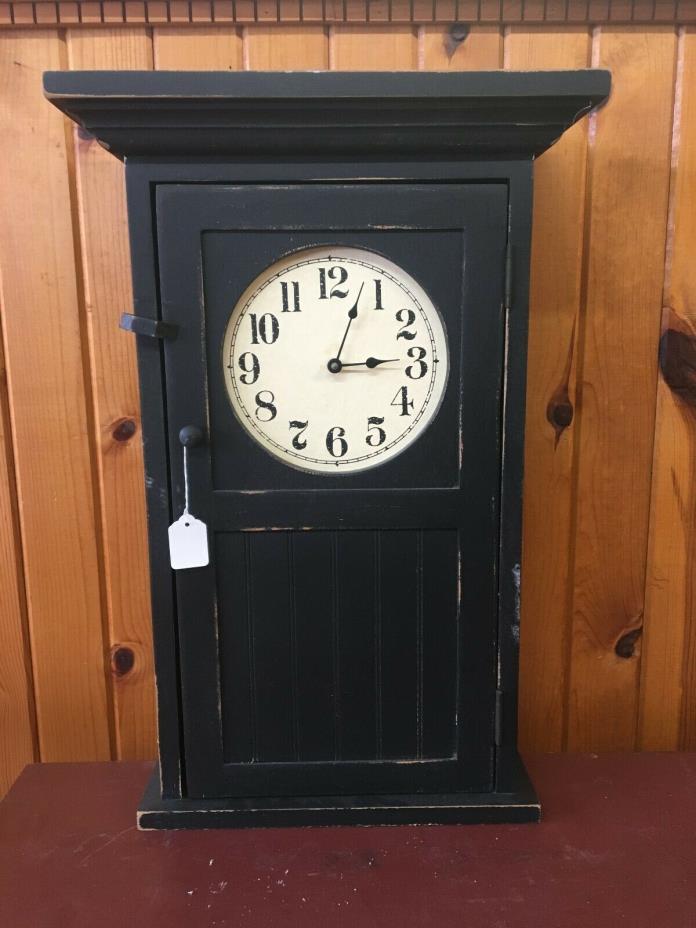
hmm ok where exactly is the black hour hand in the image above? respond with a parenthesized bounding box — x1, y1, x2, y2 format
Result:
(342, 357, 399, 369)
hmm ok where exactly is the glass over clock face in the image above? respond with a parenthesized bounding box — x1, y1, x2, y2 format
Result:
(221, 245, 449, 474)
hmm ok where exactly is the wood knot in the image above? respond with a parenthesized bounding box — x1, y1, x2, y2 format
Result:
(111, 645, 135, 677)
(659, 320, 696, 408)
(548, 399, 574, 430)
(546, 320, 576, 447)
(112, 418, 137, 442)
(444, 23, 469, 59)
(614, 627, 642, 659)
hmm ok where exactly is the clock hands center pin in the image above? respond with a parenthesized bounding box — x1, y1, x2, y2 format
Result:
(327, 282, 363, 374)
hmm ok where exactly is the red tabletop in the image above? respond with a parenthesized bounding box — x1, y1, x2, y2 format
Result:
(1, 754, 694, 927)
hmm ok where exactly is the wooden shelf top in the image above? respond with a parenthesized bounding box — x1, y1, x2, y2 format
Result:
(1, 754, 694, 926)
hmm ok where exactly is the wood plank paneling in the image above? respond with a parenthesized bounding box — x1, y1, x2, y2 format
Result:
(153, 25, 243, 68)
(330, 24, 418, 68)
(566, 28, 677, 751)
(67, 28, 156, 761)
(0, 31, 111, 761)
(505, 28, 591, 752)
(0, 303, 36, 796)
(640, 27, 696, 751)
(244, 25, 329, 67)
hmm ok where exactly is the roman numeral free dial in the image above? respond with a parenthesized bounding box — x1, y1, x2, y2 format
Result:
(222, 245, 449, 474)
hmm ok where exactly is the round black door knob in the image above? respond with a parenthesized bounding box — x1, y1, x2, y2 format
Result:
(179, 425, 204, 448)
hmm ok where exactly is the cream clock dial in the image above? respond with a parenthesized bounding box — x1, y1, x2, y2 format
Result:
(222, 245, 449, 475)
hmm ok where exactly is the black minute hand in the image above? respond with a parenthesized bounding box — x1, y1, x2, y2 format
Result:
(334, 282, 364, 362)
(341, 357, 399, 369)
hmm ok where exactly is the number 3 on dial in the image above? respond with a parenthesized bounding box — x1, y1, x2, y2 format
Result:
(222, 245, 449, 474)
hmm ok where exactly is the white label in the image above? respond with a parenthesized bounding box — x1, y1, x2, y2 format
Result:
(168, 513, 209, 570)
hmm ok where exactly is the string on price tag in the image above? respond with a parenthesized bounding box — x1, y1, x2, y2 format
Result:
(168, 444, 209, 570)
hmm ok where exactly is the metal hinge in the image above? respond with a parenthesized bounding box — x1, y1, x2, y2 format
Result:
(495, 689, 504, 747)
(120, 312, 179, 340)
(504, 242, 513, 312)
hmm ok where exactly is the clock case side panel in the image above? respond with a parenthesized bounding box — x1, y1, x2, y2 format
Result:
(123, 158, 536, 818)
(125, 164, 183, 800)
(496, 165, 534, 794)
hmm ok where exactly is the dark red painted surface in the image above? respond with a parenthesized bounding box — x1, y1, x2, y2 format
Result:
(1, 754, 694, 928)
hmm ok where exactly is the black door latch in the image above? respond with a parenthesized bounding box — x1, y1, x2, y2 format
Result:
(120, 313, 179, 340)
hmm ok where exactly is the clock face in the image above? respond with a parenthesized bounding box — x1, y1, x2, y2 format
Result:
(222, 245, 449, 475)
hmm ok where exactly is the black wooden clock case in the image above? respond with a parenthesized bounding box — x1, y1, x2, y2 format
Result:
(45, 70, 610, 829)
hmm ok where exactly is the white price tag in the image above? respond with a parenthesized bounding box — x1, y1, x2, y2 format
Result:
(168, 512, 209, 570)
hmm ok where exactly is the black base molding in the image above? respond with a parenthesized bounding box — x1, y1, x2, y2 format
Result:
(137, 760, 540, 830)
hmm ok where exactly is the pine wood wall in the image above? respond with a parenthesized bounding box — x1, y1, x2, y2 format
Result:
(1, 1, 695, 797)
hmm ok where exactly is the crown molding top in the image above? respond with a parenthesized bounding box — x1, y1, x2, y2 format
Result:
(44, 69, 611, 162)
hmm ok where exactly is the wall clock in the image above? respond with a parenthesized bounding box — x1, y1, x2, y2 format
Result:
(45, 70, 610, 828)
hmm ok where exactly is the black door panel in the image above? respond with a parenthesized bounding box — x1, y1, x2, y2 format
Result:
(156, 183, 507, 799)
